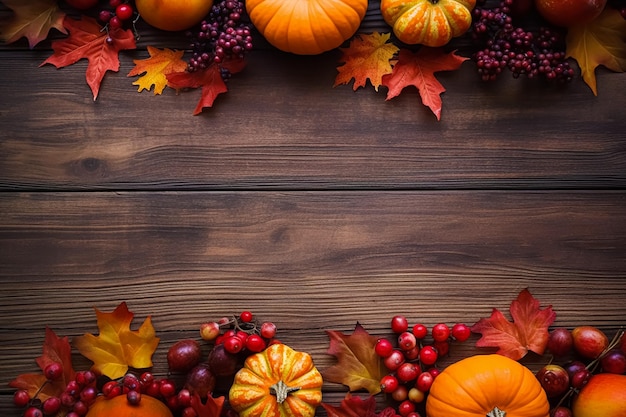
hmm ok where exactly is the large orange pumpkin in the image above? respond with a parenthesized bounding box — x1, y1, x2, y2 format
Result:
(426, 354, 550, 417)
(380, 0, 476, 47)
(228, 343, 323, 417)
(245, 0, 368, 55)
(85, 394, 173, 417)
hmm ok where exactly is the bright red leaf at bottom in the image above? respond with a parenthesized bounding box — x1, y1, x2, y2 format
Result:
(322, 394, 400, 417)
(382, 47, 468, 120)
(166, 58, 246, 115)
(190, 392, 225, 417)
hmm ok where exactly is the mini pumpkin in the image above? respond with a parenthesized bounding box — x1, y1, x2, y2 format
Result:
(380, 0, 476, 47)
(426, 354, 550, 417)
(229, 343, 323, 417)
(245, 0, 368, 55)
(85, 394, 173, 417)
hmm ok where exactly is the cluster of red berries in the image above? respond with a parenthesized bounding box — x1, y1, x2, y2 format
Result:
(97, 0, 138, 44)
(199, 310, 279, 354)
(375, 316, 472, 417)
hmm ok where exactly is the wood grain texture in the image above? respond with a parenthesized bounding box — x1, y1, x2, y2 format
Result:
(1, 2, 626, 416)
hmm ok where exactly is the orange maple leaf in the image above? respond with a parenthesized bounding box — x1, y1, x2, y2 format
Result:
(335, 32, 399, 92)
(166, 57, 246, 115)
(322, 394, 398, 417)
(382, 47, 468, 121)
(9, 327, 76, 401)
(40, 15, 136, 100)
(73, 302, 160, 379)
(128, 46, 188, 95)
(0, 0, 66, 48)
(471, 289, 557, 360)
(323, 323, 386, 395)
(566, 8, 626, 95)
(190, 392, 225, 417)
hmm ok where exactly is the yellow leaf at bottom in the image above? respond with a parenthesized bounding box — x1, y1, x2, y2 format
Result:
(128, 46, 188, 94)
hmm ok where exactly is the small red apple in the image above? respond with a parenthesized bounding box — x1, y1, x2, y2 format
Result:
(572, 326, 609, 359)
(572, 373, 626, 417)
(535, 0, 607, 27)
(65, 0, 99, 10)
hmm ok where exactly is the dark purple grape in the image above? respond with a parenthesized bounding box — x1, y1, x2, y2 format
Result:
(167, 339, 202, 373)
(184, 363, 216, 399)
(207, 344, 239, 377)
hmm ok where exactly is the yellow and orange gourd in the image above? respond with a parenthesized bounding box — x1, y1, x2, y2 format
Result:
(380, 0, 476, 47)
(246, 0, 368, 55)
(426, 354, 550, 417)
(229, 343, 323, 417)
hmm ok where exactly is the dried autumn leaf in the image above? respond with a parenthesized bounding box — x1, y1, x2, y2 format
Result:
(40, 15, 136, 100)
(566, 8, 626, 95)
(73, 302, 160, 379)
(322, 394, 400, 417)
(190, 393, 225, 417)
(128, 46, 188, 95)
(471, 288, 557, 360)
(382, 47, 468, 121)
(334, 32, 399, 92)
(166, 57, 246, 115)
(9, 327, 75, 401)
(323, 323, 386, 395)
(0, 0, 66, 48)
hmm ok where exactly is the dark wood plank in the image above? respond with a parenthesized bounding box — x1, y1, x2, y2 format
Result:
(1, 28, 625, 190)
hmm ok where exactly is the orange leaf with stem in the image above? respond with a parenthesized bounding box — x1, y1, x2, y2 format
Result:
(40, 15, 136, 100)
(128, 46, 188, 95)
(334, 32, 399, 92)
(9, 327, 76, 401)
(471, 288, 557, 360)
(566, 7, 626, 95)
(73, 302, 160, 380)
(323, 323, 386, 395)
(382, 47, 468, 120)
(0, 0, 66, 48)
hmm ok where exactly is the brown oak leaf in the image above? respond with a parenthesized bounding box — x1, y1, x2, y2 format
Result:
(128, 46, 188, 95)
(73, 302, 160, 379)
(471, 288, 557, 360)
(9, 327, 76, 401)
(322, 394, 400, 417)
(166, 57, 246, 115)
(190, 392, 225, 417)
(40, 15, 136, 100)
(323, 323, 386, 395)
(382, 47, 468, 121)
(566, 8, 626, 95)
(0, 0, 66, 48)
(334, 32, 399, 92)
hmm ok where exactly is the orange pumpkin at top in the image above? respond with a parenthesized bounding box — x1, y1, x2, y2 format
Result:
(426, 354, 550, 417)
(380, 0, 476, 47)
(85, 394, 173, 417)
(228, 343, 323, 417)
(245, 0, 368, 55)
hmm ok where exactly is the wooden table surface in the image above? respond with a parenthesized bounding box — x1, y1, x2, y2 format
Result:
(1, 2, 625, 416)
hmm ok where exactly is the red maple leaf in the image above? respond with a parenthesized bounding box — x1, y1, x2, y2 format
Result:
(9, 327, 76, 401)
(190, 392, 225, 417)
(166, 58, 246, 115)
(40, 15, 136, 100)
(382, 47, 468, 120)
(471, 288, 557, 360)
(323, 323, 386, 395)
(322, 394, 400, 417)
(0, 0, 66, 48)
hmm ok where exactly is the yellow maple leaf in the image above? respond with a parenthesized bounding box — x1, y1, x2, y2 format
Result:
(73, 302, 159, 379)
(334, 32, 399, 92)
(0, 0, 66, 49)
(566, 8, 626, 95)
(128, 46, 188, 95)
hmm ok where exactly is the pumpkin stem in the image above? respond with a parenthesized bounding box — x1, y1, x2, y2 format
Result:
(270, 380, 301, 404)
(486, 407, 506, 417)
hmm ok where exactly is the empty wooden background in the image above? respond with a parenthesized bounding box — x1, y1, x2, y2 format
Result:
(1, 2, 625, 416)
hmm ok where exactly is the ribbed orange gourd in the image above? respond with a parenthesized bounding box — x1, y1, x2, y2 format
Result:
(246, 0, 368, 55)
(426, 354, 550, 417)
(380, 0, 476, 47)
(228, 343, 323, 417)
(85, 394, 173, 417)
